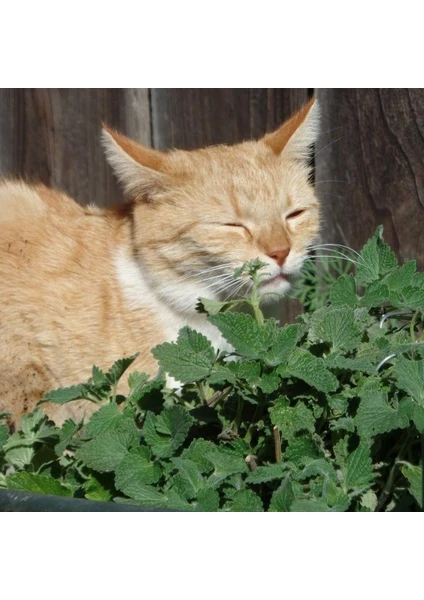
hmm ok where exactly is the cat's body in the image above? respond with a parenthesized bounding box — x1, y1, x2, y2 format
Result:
(0, 99, 320, 428)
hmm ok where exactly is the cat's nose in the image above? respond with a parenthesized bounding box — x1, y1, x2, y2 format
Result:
(267, 248, 290, 267)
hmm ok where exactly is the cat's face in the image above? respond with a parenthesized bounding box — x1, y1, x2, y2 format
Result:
(103, 99, 320, 313)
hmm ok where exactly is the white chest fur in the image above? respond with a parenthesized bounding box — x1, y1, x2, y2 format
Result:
(113, 248, 232, 354)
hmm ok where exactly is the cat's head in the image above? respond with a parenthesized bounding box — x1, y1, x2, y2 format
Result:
(102, 99, 320, 313)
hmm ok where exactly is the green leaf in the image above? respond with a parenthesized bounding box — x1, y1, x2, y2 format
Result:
(91, 365, 108, 387)
(152, 327, 215, 383)
(344, 443, 374, 491)
(356, 226, 398, 285)
(394, 356, 424, 405)
(115, 448, 162, 496)
(360, 282, 389, 307)
(55, 419, 81, 456)
(384, 260, 416, 292)
(269, 480, 295, 512)
(194, 488, 220, 512)
(245, 464, 290, 484)
(263, 324, 299, 367)
(170, 458, 204, 500)
(281, 348, 338, 393)
(224, 489, 263, 512)
(360, 489, 378, 511)
(355, 381, 410, 439)
(309, 307, 361, 352)
(290, 498, 333, 512)
(105, 353, 139, 386)
(116, 484, 167, 508)
(0, 424, 8, 448)
(181, 439, 216, 473)
(85, 403, 125, 437)
(76, 420, 138, 472)
(258, 371, 281, 394)
(6, 473, 72, 497)
(401, 464, 423, 508)
(208, 312, 275, 359)
(41, 385, 93, 405)
(142, 406, 193, 458)
(285, 435, 323, 466)
(205, 448, 248, 488)
(270, 397, 315, 441)
(329, 274, 357, 307)
(83, 475, 113, 502)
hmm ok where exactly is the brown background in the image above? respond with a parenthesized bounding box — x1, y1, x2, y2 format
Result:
(1, 88, 423, 320)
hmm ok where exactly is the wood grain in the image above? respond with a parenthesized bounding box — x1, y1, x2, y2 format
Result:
(316, 88, 424, 267)
(150, 88, 309, 149)
(0, 89, 151, 207)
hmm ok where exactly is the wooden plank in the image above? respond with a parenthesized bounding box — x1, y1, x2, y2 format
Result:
(0, 89, 151, 207)
(150, 88, 310, 322)
(316, 88, 424, 267)
(150, 88, 309, 149)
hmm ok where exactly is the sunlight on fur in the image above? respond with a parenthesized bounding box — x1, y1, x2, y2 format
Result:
(0, 98, 320, 427)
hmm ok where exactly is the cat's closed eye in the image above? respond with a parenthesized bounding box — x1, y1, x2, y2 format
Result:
(286, 209, 306, 220)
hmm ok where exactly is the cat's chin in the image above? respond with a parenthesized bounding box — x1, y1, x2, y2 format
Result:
(258, 274, 292, 303)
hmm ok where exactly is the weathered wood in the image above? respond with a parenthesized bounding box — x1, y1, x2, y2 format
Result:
(0, 89, 151, 207)
(150, 88, 309, 323)
(150, 88, 309, 149)
(316, 89, 424, 267)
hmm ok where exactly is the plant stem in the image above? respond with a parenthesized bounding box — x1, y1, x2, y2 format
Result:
(273, 426, 282, 463)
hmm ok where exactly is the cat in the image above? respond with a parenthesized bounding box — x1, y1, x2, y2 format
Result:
(0, 98, 320, 429)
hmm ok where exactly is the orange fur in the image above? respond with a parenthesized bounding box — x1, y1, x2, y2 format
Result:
(0, 99, 321, 428)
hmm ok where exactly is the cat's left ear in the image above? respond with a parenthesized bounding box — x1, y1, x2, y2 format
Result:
(101, 126, 172, 201)
(263, 98, 320, 162)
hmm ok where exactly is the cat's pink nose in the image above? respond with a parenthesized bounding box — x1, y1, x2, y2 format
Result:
(267, 248, 290, 267)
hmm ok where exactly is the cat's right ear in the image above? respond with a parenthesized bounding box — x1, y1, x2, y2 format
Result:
(101, 126, 172, 201)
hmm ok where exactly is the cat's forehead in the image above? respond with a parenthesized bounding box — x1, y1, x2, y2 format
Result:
(167, 141, 309, 204)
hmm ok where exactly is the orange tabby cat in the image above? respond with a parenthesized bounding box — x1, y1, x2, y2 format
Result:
(0, 98, 320, 428)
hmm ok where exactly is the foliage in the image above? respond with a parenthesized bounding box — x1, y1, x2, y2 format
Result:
(1, 227, 423, 511)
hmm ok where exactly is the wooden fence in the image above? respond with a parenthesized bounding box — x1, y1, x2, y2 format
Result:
(0, 89, 423, 321)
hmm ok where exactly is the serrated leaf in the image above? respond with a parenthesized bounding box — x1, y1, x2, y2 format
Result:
(290, 499, 333, 512)
(270, 397, 315, 441)
(360, 282, 390, 307)
(170, 457, 204, 500)
(284, 435, 323, 466)
(263, 324, 299, 366)
(258, 371, 281, 394)
(205, 448, 248, 488)
(309, 307, 361, 352)
(208, 312, 275, 359)
(6, 472, 72, 497)
(117, 483, 167, 508)
(76, 420, 138, 472)
(152, 327, 215, 383)
(384, 260, 416, 292)
(281, 348, 338, 393)
(181, 439, 216, 473)
(401, 464, 423, 508)
(224, 489, 263, 512)
(142, 406, 193, 458)
(40, 384, 89, 405)
(105, 353, 139, 386)
(194, 488, 220, 512)
(355, 381, 410, 439)
(115, 448, 162, 496)
(85, 403, 126, 438)
(356, 226, 398, 285)
(329, 274, 357, 307)
(393, 356, 424, 405)
(269, 479, 295, 511)
(344, 443, 374, 491)
(245, 464, 291, 484)
(55, 419, 81, 456)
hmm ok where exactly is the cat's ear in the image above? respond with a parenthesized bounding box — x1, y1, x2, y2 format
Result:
(101, 126, 171, 201)
(263, 98, 320, 162)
